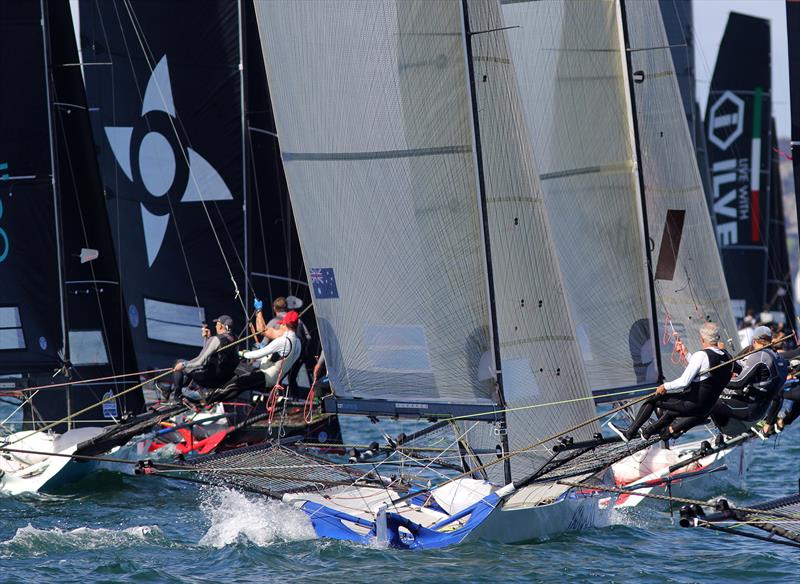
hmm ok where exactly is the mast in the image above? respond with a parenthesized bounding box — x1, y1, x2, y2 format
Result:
(788, 0, 800, 248)
(40, 0, 72, 425)
(616, 0, 665, 382)
(459, 0, 512, 485)
(238, 0, 250, 325)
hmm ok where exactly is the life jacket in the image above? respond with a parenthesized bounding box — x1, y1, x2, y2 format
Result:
(205, 331, 239, 382)
(692, 348, 734, 405)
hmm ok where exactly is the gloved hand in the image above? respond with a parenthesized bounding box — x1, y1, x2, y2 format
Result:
(238, 350, 246, 358)
(254, 297, 263, 311)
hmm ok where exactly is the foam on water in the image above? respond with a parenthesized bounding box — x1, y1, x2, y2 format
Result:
(198, 487, 316, 548)
(0, 524, 163, 557)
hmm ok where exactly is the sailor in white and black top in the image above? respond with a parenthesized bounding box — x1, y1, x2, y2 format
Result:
(623, 322, 734, 441)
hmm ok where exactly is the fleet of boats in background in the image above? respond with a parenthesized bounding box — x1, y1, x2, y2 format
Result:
(0, 0, 799, 550)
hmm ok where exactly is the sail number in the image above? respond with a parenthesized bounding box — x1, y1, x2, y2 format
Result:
(0, 199, 7, 263)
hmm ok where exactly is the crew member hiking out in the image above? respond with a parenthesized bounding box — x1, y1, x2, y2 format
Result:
(165, 315, 239, 401)
(235, 310, 302, 392)
(710, 326, 787, 435)
(611, 322, 734, 442)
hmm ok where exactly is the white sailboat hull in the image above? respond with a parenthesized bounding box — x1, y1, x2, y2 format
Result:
(466, 488, 610, 544)
(608, 437, 748, 508)
(0, 428, 104, 495)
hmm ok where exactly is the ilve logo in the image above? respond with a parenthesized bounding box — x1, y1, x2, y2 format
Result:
(103, 56, 233, 267)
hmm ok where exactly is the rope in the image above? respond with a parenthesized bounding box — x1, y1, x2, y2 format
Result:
(303, 382, 316, 424)
(13, 368, 170, 393)
(558, 480, 800, 521)
(1, 370, 172, 448)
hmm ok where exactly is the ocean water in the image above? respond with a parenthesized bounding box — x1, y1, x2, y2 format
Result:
(1, 413, 799, 583)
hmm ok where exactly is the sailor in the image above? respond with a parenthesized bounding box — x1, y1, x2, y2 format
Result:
(284, 295, 314, 397)
(709, 326, 787, 433)
(265, 296, 288, 330)
(236, 310, 302, 391)
(616, 322, 734, 441)
(168, 315, 239, 400)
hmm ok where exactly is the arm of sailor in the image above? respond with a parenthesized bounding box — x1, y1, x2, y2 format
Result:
(663, 351, 708, 392)
(242, 336, 289, 360)
(184, 336, 221, 371)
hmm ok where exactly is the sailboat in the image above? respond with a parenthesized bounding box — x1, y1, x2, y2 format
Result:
(0, 0, 147, 494)
(158, 0, 679, 547)
(75, 0, 342, 450)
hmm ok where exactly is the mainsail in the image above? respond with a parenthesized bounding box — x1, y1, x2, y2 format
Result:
(0, 1, 65, 373)
(767, 119, 796, 324)
(500, 0, 659, 393)
(1, 1, 144, 430)
(626, 0, 740, 375)
(78, 0, 248, 368)
(704, 13, 772, 322)
(78, 0, 315, 368)
(254, 0, 602, 483)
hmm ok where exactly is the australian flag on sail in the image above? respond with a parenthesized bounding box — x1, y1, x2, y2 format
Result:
(310, 267, 339, 299)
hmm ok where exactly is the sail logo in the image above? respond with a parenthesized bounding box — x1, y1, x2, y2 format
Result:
(103, 55, 233, 267)
(707, 90, 744, 151)
(708, 91, 748, 246)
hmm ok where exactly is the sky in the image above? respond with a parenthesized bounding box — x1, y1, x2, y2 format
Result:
(694, 0, 790, 137)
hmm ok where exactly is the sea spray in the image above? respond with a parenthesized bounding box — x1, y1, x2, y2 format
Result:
(0, 524, 163, 557)
(198, 487, 315, 548)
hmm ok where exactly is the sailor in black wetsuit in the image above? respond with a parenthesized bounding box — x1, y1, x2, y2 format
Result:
(709, 326, 787, 434)
(620, 322, 734, 441)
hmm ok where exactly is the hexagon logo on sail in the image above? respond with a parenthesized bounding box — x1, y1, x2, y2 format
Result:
(707, 90, 745, 151)
(103, 55, 233, 267)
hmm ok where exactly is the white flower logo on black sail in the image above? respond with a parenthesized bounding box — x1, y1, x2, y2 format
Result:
(103, 55, 233, 267)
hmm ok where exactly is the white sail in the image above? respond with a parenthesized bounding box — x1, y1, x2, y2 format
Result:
(624, 0, 740, 375)
(254, 0, 601, 477)
(500, 0, 658, 391)
(252, 0, 495, 404)
(464, 0, 600, 480)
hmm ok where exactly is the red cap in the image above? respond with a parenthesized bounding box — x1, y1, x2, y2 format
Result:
(279, 310, 299, 326)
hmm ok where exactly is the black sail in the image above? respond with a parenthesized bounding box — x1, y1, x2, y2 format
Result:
(0, 1, 65, 374)
(79, 0, 247, 369)
(788, 0, 800, 260)
(79, 0, 317, 371)
(767, 119, 797, 325)
(704, 12, 772, 320)
(32, 0, 145, 429)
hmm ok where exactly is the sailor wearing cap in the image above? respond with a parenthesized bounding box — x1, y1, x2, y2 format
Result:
(709, 325, 787, 434)
(166, 315, 239, 401)
(239, 310, 302, 389)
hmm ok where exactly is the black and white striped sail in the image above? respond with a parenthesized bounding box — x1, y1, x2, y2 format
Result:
(500, 0, 658, 392)
(253, 0, 600, 480)
(626, 0, 740, 371)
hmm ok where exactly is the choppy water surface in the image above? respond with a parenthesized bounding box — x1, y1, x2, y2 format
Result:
(1, 413, 799, 583)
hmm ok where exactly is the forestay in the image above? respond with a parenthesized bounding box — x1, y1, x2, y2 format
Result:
(500, 0, 658, 390)
(625, 0, 740, 378)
